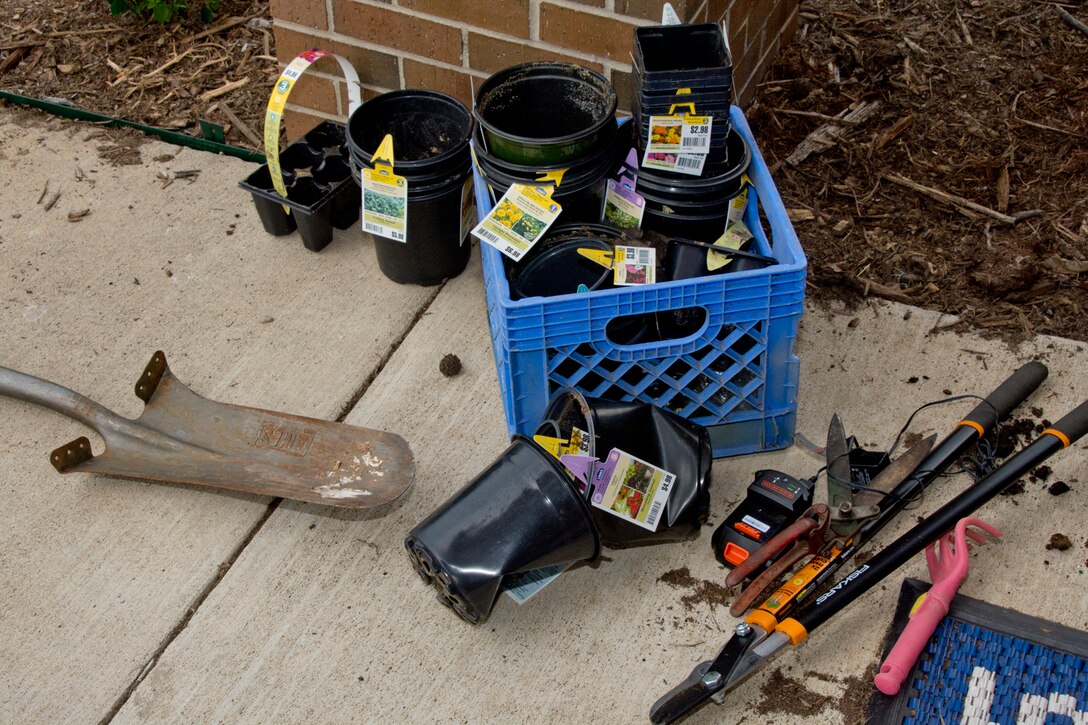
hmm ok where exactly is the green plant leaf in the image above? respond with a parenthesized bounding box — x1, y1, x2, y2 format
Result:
(108, 0, 130, 16)
(151, 2, 174, 22)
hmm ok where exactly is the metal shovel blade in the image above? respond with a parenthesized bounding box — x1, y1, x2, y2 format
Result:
(0, 351, 414, 508)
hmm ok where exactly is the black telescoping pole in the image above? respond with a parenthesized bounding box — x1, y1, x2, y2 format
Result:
(791, 397, 1088, 636)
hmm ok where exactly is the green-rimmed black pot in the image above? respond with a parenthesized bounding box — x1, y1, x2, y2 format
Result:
(474, 62, 618, 166)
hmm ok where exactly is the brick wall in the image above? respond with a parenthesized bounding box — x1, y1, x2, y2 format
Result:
(270, 0, 799, 140)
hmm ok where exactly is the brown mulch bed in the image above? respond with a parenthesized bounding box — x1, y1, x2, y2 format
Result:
(747, 0, 1088, 341)
(2, 0, 1086, 341)
(0, 0, 276, 151)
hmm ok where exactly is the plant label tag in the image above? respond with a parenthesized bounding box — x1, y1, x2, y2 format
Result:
(568, 426, 592, 455)
(361, 133, 408, 243)
(533, 434, 567, 458)
(559, 454, 599, 490)
(472, 183, 562, 261)
(361, 167, 408, 243)
(603, 149, 645, 229)
(645, 115, 713, 155)
(643, 113, 712, 175)
(613, 245, 656, 285)
(707, 220, 754, 271)
(502, 563, 571, 604)
(603, 179, 646, 229)
(589, 448, 676, 532)
(458, 177, 476, 246)
(727, 175, 750, 228)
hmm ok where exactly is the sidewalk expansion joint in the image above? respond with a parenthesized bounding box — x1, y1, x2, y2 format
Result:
(96, 281, 445, 723)
(334, 284, 444, 423)
(96, 496, 281, 725)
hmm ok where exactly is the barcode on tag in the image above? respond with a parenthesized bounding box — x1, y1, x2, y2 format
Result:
(681, 135, 708, 149)
(643, 472, 675, 529)
(364, 221, 383, 234)
(473, 225, 522, 260)
(676, 155, 703, 169)
(473, 226, 503, 246)
(631, 247, 651, 265)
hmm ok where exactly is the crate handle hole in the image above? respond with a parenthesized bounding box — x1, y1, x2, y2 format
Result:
(605, 307, 708, 347)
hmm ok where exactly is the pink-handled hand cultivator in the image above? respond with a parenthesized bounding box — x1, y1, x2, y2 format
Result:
(874, 516, 1002, 695)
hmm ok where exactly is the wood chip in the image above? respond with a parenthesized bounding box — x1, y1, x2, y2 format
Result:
(859, 276, 915, 304)
(216, 101, 262, 147)
(0, 45, 26, 73)
(1043, 256, 1088, 275)
(1014, 117, 1087, 140)
(873, 115, 914, 152)
(882, 172, 1018, 224)
(786, 101, 881, 166)
(995, 167, 1010, 213)
(786, 208, 816, 222)
(198, 77, 247, 102)
(67, 209, 90, 222)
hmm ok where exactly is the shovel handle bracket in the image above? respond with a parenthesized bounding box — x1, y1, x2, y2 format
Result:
(50, 436, 94, 472)
(135, 351, 168, 404)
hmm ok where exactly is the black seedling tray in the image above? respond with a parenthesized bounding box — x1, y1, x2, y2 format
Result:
(239, 120, 359, 252)
(633, 23, 733, 91)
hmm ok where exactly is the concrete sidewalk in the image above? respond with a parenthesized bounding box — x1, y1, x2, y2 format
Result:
(1, 107, 1085, 724)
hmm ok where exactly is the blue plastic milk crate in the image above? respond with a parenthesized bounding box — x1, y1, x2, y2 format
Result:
(474, 106, 806, 458)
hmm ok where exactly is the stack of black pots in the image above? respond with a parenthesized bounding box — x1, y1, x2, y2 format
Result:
(346, 90, 475, 286)
(473, 62, 618, 226)
(635, 121, 751, 240)
(631, 23, 734, 163)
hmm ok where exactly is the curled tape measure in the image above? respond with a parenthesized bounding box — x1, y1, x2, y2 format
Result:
(264, 49, 362, 206)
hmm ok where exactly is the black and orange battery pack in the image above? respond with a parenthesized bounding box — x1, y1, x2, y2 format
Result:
(711, 469, 814, 568)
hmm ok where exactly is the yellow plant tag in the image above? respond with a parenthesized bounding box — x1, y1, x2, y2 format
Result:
(707, 221, 754, 271)
(727, 175, 751, 228)
(533, 435, 567, 458)
(361, 134, 408, 243)
(262, 49, 361, 211)
(577, 248, 615, 270)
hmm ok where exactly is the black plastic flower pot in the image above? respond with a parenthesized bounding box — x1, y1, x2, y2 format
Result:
(312, 157, 359, 231)
(662, 236, 771, 282)
(507, 224, 652, 344)
(537, 389, 713, 548)
(510, 237, 613, 299)
(642, 204, 730, 241)
(474, 62, 618, 166)
(404, 435, 600, 625)
(240, 165, 297, 236)
(363, 164, 475, 286)
(345, 90, 476, 285)
(346, 89, 473, 180)
(633, 23, 733, 90)
(634, 125, 749, 198)
(475, 156, 610, 228)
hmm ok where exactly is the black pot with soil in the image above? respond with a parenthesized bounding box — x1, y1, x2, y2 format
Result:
(474, 62, 618, 166)
(346, 90, 476, 286)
